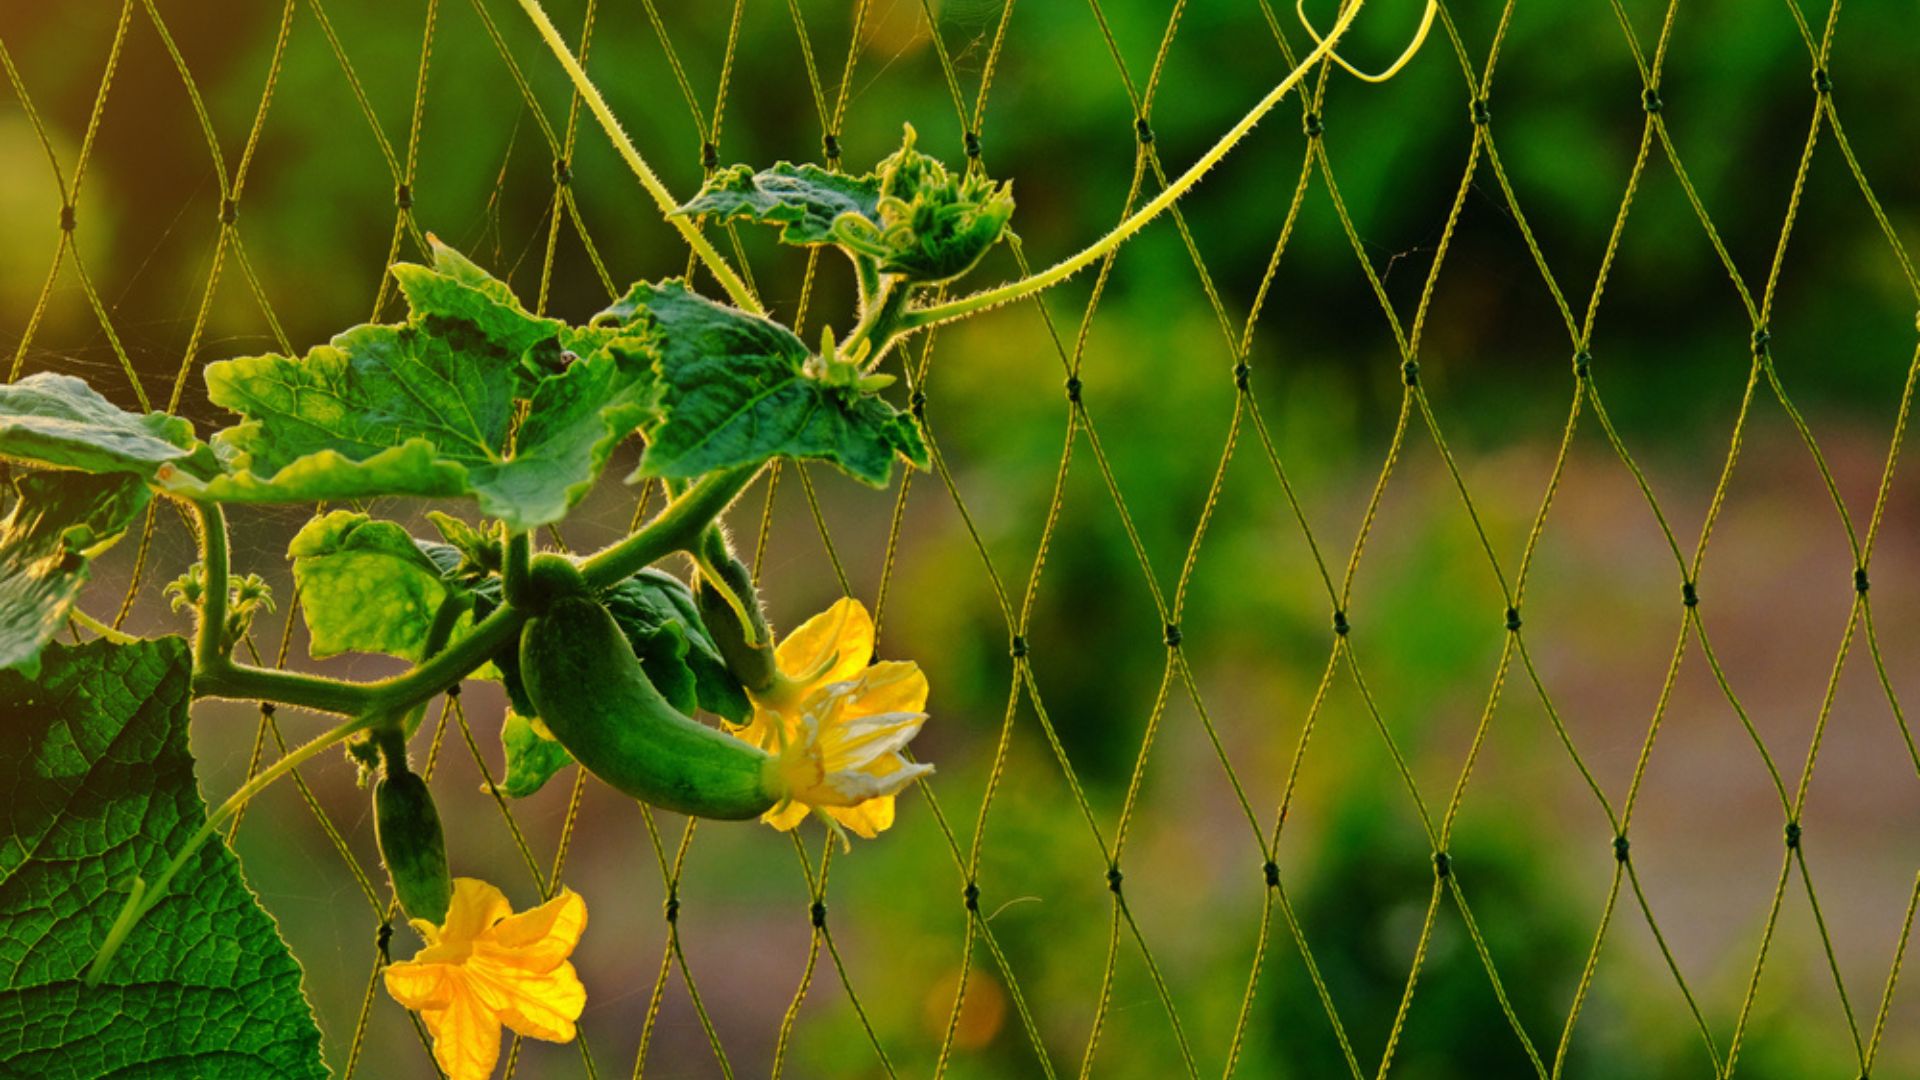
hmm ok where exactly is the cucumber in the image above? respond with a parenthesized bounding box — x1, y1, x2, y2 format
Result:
(374, 767, 453, 924)
(520, 594, 779, 820)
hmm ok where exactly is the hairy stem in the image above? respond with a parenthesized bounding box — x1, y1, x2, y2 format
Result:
(515, 0, 761, 314)
(86, 709, 382, 985)
(579, 463, 759, 590)
(899, 0, 1379, 332)
(503, 529, 533, 608)
(193, 500, 230, 668)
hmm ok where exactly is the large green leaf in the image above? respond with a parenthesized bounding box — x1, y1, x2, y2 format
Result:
(601, 280, 927, 486)
(675, 162, 881, 247)
(0, 637, 326, 1078)
(0, 470, 152, 674)
(391, 237, 600, 385)
(288, 510, 464, 659)
(187, 323, 657, 530)
(0, 372, 202, 477)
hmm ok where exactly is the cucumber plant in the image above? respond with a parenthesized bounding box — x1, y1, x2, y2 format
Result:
(0, 1, 1422, 1073)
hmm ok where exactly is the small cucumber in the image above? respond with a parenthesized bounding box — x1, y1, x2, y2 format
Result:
(374, 767, 453, 924)
(520, 594, 779, 820)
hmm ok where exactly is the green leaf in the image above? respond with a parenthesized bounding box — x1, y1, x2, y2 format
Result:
(603, 568, 750, 723)
(498, 710, 575, 799)
(0, 372, 203, 477)
(676, 162, 881, 247)
(391, 237, 587, 384)
(288, 510, 465, 660)
(473, 348, 661, 531)
(187, 323, 658, 530)
(0, 636, 326, 1077)
(481, 567, 749, 725)
(601, 279, 927, 486)
(0, 470, 152, 674)
(194, 321, 513, 501)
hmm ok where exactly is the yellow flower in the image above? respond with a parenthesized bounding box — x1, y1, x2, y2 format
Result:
(734, 598, 933, 839)
(383, 878, 587, 1080)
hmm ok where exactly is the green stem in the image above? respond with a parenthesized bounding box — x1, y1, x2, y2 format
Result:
(579, 463, 759, 590)
(847, 278, 911, 364)
(899, 0, 1376, 332)
(503, 530, 533, 609)
(85, 709, 381, 985)
(193, 662, 378, 715)
(515, 0, 761, 315)
(194, 501, 231, 668)
(69, 607, 141, 645)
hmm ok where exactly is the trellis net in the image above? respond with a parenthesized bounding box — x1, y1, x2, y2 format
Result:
(3, 0, 1918, 1076)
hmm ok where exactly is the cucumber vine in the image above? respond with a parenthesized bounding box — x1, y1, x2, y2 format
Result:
(0, 0, 1429, 1070)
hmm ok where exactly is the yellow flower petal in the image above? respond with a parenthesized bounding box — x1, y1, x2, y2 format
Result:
(442, 877, 513, 945)
(761, 799, 810, 832)
(382, 959, 455, 1013)
(419, 979, 505, 1080)
(844, 660, 928, 715)
(466, 957, 587, 1043)
(484, 888, 587, 971)
(773, 597, 872, 686)
(827, 795, 895, 839)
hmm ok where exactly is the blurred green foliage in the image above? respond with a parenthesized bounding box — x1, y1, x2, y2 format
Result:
(4, 0, 1918, 1076)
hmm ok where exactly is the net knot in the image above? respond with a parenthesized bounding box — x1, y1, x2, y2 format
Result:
(1234, 361, 1251, 391)
(1470, 97, 1491, 127)
(823, 132, 842, 160)
(260, 701, 277, 717)
(665, 894, 681, 923)
(1613, 835, 1630, 862)
(377, 920, 394, 963)
(444, 682, 462, 698)
(1641, 86, 1663, 114)
(1333, 609, 1350, 636)
(1009, 634, 1028, 659)
(809, 900, 827, 928)
(911, 390, 928, 418)
(964, 131, 981, 159)
(1785, 821, 1802, 849)
(1504, 605, 1521, 632)
(1105, 865, 1123, 893)
(1402, 360, 1420, 387)
(1303, 111, 1323, 138)
(1812, 67, 1832, 95)
(1574, 348, 1592, 379)
(219, 197, 237, 225)
(1432, 851, 1452, 879)
(1854, 567, 1870, 594)
(1751, 326, 1770, 356)
(1681, 580, 1698, 608)
(59, 203, 76, 232)
(701, 142, 719, 171)
(553, 158, 572, 186)
(1262, 860, 1279, 888)
(1065, 375, 1083, 403)
(963, 882, 979, 911)
(395, 183, 414, 210)
(1163, 623, 1182, 648)
(1134, 116, 1154, 145)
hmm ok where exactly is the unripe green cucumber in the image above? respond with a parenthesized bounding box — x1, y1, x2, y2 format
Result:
(520, 594, 779, 820)
(374, 768, 453, 924)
